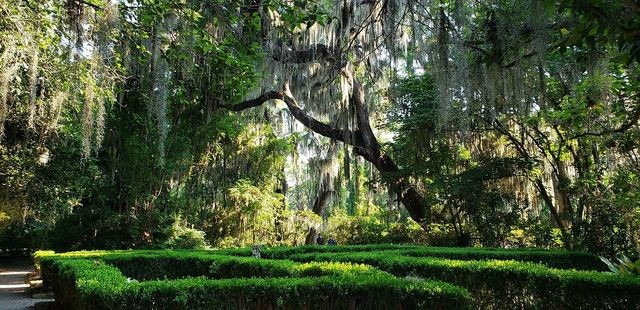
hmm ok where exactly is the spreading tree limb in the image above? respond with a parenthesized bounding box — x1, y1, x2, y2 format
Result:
(218, 81, 432, 227)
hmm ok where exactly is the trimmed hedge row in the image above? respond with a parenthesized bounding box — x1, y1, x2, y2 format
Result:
(219, 244, 605, 271)
(36, 251, 472, 309)
(287, 252, 640, 309)
(217, 244, 411, 257)
(36, 250, 374, 280)
(109, 253, 383, 280)
(388, 247, 605, 271)
(37, 250, 380, 281)
(121, 275, 466, 310)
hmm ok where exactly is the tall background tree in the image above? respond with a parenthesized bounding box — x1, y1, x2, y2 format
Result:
(0, 0, 638, 255)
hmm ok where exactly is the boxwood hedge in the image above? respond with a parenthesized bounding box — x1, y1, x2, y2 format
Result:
(219, 244, 605, 271)
(288, 252, 640, 309)
(36, 250, 471, 310)
(35, 246, 633, 309)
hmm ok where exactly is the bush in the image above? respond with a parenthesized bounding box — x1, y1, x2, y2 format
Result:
(119, 275, 468, 310)
(218, 244, 605, 270)
(162, 221, 209, 250)
(326, 214, 465, 246)
(424, 223, 471, 247)
(36, 246, 630, 309)
(288, 252, 640, 309)
(37, 250, 386, 281)
(37, 257, 129, 309)
(389, 247, 605, 271)
(36, 250, 471, 309)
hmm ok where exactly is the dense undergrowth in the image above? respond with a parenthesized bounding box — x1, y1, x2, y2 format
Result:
(36, 245, 640, 309)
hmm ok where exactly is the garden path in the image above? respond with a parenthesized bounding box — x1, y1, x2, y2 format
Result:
(0, 259, 39, 310)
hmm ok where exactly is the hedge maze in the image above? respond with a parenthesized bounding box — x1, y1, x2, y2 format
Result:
(36, 245, 640, 309)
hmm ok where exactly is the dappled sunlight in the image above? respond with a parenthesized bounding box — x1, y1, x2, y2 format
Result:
(1, 0, 639, 308)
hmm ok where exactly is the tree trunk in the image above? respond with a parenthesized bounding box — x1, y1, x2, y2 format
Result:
(347, 78, 430, 226)
(354, 148, 429, 226)
(274, 175, 287, 242)
(219, 79, 432, 228)
(534, 178, 572, 248)
(305, 188, 332, 245)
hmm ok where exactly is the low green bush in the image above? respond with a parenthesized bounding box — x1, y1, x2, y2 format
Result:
(215, 244, 412, 257)
(219, 244, 605, 270)
(121, 275, 468, 310)
(38, 257, 129, 309)
(36, 250, 381, 280)
(37, 250, 471, 309)
(37, 247, 626, 309)
(161, 219, 210, 250)
(288, 252, 640, 309)
(390, 247, 605, 271)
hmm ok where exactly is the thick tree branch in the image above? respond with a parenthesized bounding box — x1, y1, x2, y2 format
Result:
(349, 76, 379, 151)
(218, 88, 353, 145)
(219, 82, 431, 226)
(73, 0, 102, 10)
(218, 91, 282, 111)
(282, 92, 353, 144)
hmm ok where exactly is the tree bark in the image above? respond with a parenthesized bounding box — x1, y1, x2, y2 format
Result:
(274, 174, 287, 242)
(534, 178, 571, 247)
(219, 80, 432, 228)
(305, 188, 332, 245)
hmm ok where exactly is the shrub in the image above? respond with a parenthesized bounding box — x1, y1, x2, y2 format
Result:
(288, 252, 640, 309)
(36, 246, 628, 309)
(37, 250, 386, 281)
(389, 247, 605, 271)
(37, 250, 472, 309)
(121, 275, 469, 310)
(37, 257, 129, 309)
(600, 255, 640, 276)
(162, 221, 209, 250)
(218, 244, 605, 271)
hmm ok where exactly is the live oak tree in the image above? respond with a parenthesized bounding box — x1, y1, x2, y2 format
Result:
(219, 78, 432, 227)
(1, 0, 639, 252)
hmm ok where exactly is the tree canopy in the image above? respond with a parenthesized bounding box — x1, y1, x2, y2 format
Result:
(0, 0, 638, 255)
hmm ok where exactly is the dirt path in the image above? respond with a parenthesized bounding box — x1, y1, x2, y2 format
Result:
(0, 259, 39, 310)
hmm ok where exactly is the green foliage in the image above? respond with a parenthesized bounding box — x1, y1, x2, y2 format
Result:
(37, 249, 383, 281)
(288, 251, 640, 309)
(123, 275, 468, 310)
(37, 247, 634, 309)
(161, 218, 209, 250)
(271, 0, 336, 32)
(391, 247, 603, 271)
(0, 0, 298, 250)
(327, 211, 429, 245)
(389, 73, 455, 179)
(1, 0, 640, 273)
(219, 244, 605, 271)
(464, 191, 522, 248)
(37, 250, 471, 310)
(389, 74, 538, 248)
(555, 0, 640, 64)
(600, 255, 640, 276)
